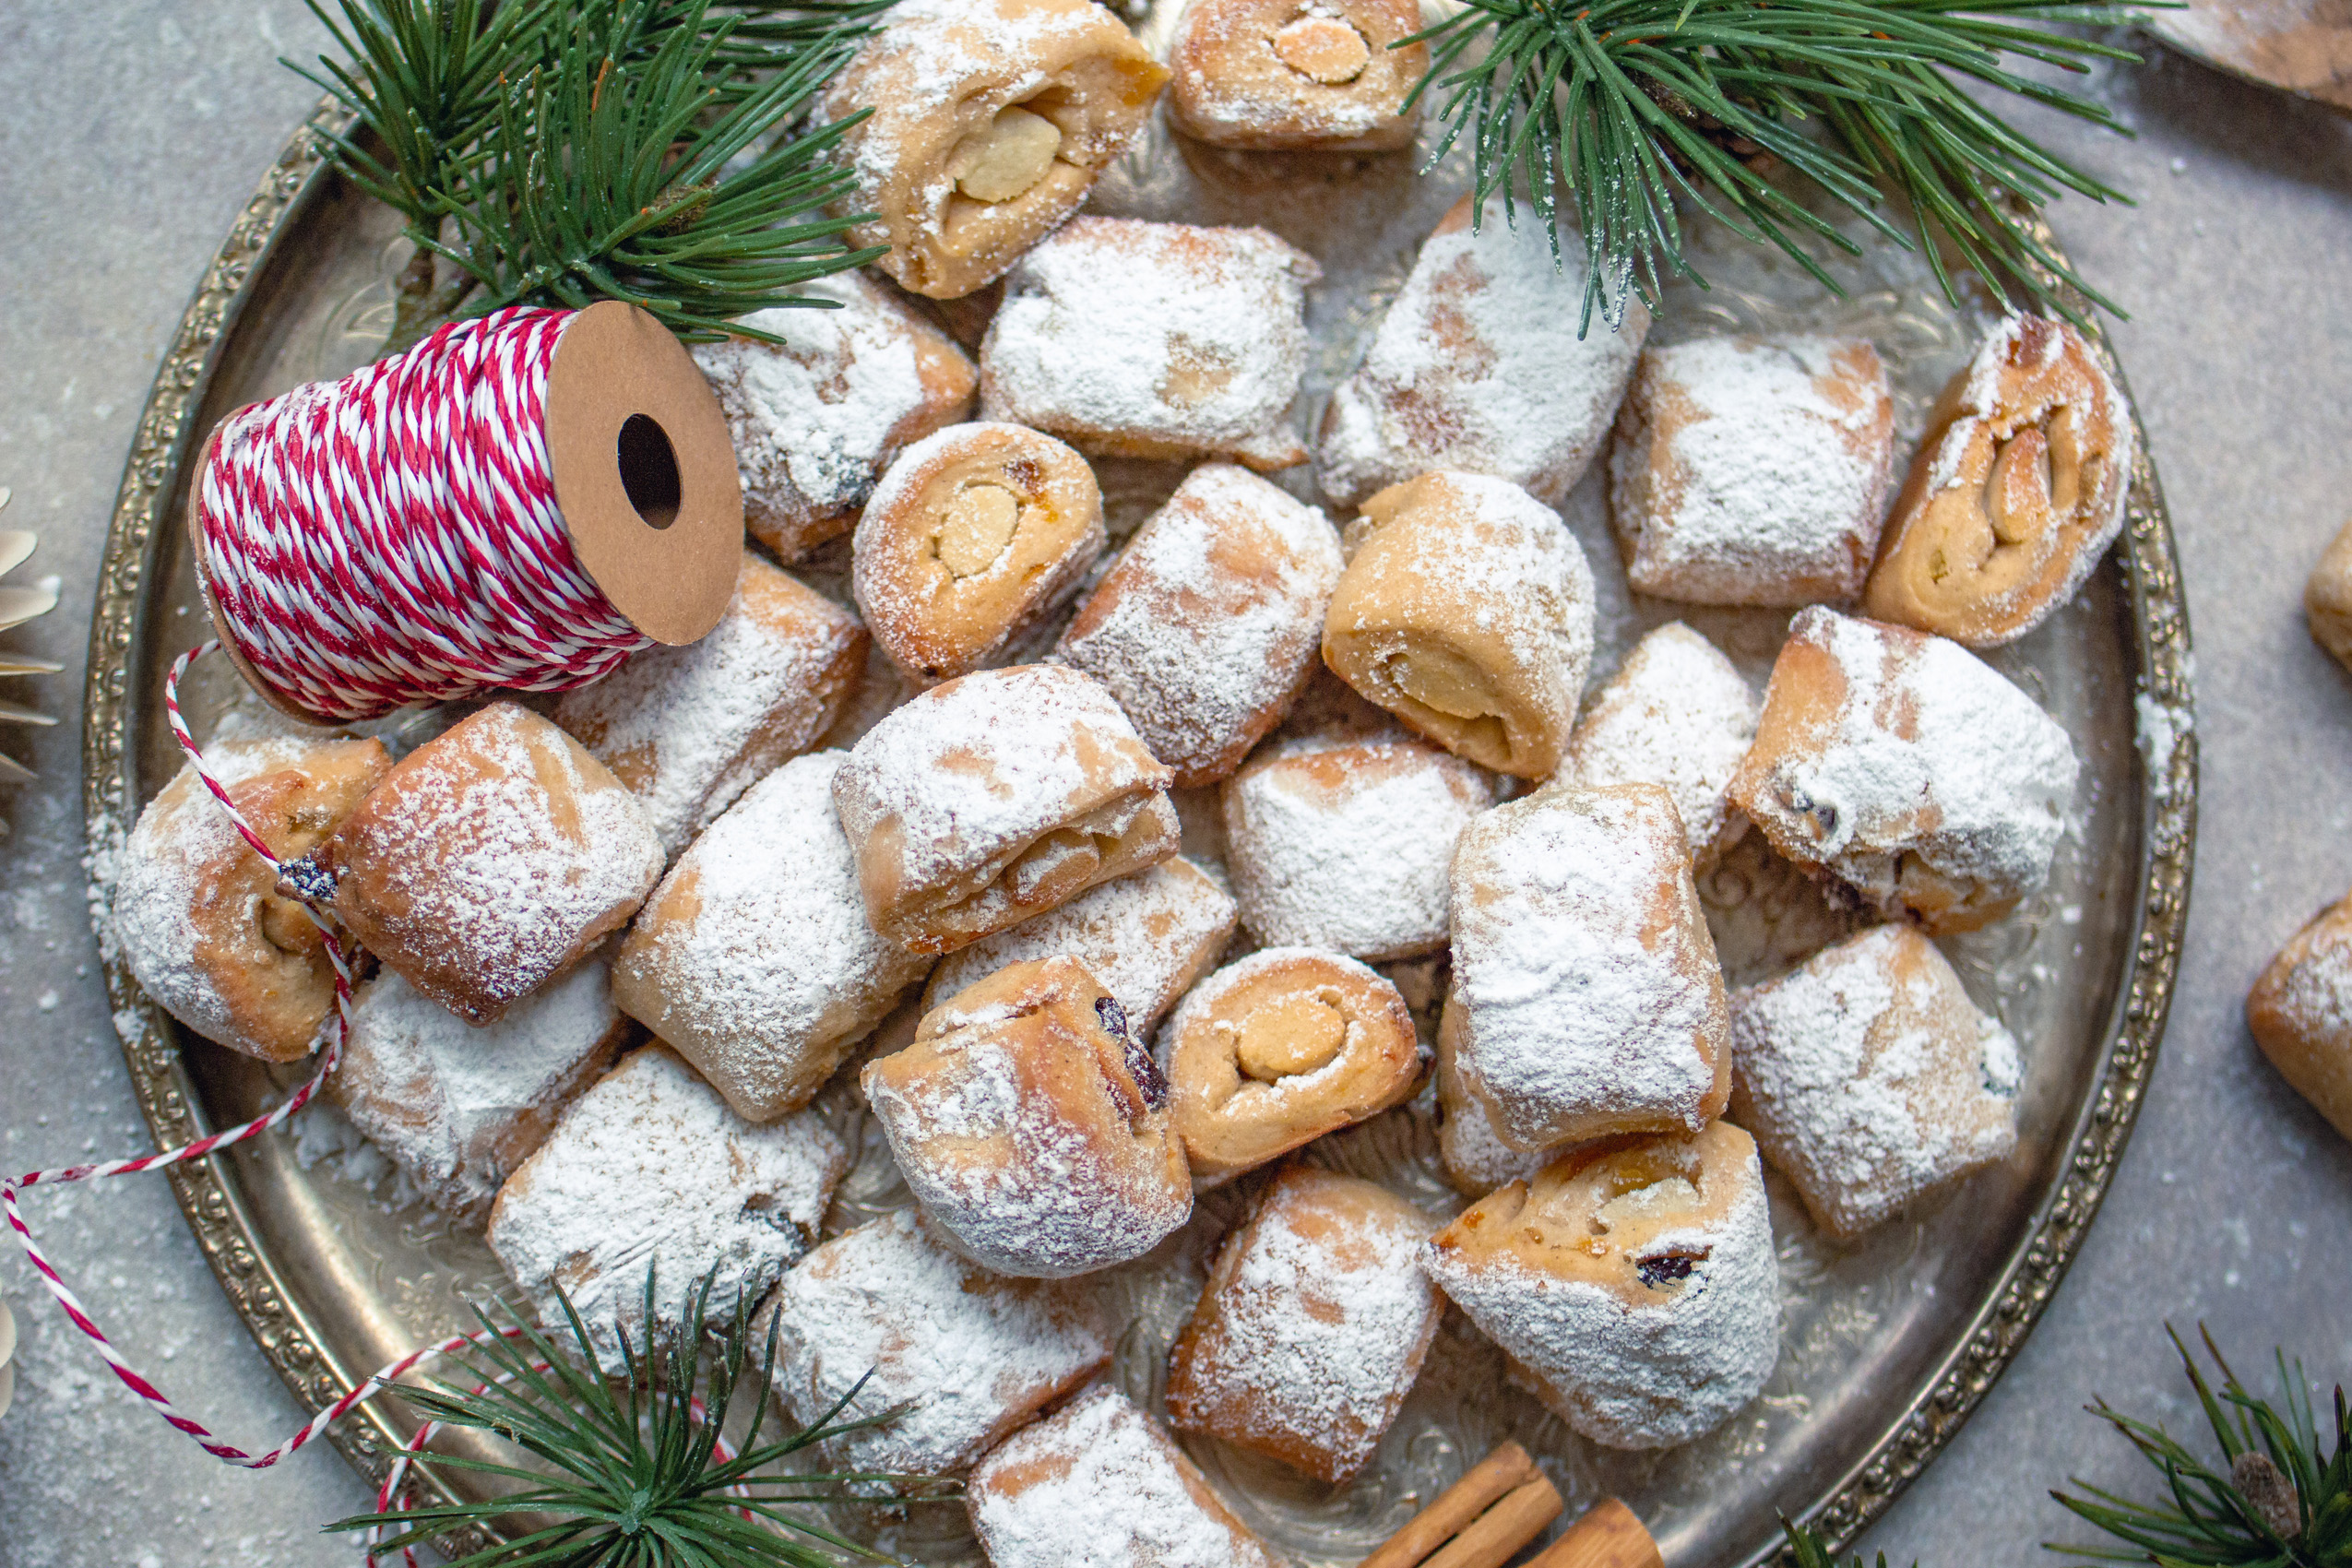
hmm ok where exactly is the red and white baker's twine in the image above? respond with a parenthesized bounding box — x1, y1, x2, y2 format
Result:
(195, 306, 651, 724)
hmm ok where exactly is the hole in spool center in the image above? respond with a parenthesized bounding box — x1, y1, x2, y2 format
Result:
(617, 413, 682, 530)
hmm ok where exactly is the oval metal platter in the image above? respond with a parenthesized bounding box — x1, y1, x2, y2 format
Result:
(83, 51, 2198, 1568)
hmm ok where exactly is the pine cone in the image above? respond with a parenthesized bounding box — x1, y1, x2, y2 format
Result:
(2231, 1450, 2302, 1541)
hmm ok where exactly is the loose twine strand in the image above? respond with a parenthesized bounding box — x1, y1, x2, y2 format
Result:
(194, 306, 652, 725)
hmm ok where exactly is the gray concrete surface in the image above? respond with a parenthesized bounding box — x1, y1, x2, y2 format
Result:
(0, 4, 2346, 1564)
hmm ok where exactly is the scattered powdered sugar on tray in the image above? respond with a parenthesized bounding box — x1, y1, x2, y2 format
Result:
(968, 1384, 1277, 1568)
(982, 219, 1322, 466)
(1565, 622, 1757, 863)
(485, 1045, 848, 1360)
(1222, 731, 1492, 961)
(1315, 199, 1649, 507)
(762, 1207, 1111, 1481)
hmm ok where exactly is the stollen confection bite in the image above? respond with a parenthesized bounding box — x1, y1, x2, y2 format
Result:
(1445, 782, 1731, 1151)
(921, 855, 1237, 1036)
(851, 422, 1106, 686)
(759, 1207, 1111, 1481)
(2246, 888, 2352, 1143)
(1164, 1165, 1442, 1481)
(113, 735, 389, 1063)
(980, 218, 1323, 469)
(331, 959, 633, 1220)
(1728, 924, 2021, 1239)
(1864, 314, 2134, 647)
(1423, 1122, 1781, 1450)
(292, 703, 664, 1024)
(1315, 197, 1650, 508)
(552, 553, 868, 857)
(691, 275, 977, 561)
(1164, 947, 1422, 1182)
(485, 1045, 848, 1360)
(1728, 607, 2078, 933)
(611, 754, 932, 1123)
(1165, 0, 1428, 150)
(967, 1384, 1278, 1568)
(1609, 335, 1895, 607)
(818, 0, 1169, 300)
(861, 956, 1193, 1276)
(1220, 730, 1493, 960)
(1434, 1029, 1553, 1197)
(1562, 622, 1757, 867)
(1321, 470, 1597, 778)
(2303, 517, 2352, 675)
(832, 663, 1181, 953)
(1054, 463, 1345, 786)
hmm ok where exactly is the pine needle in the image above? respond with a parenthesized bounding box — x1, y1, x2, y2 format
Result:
(1778, 1512, 1913, 1567)
(1397, 0, 2153, 332)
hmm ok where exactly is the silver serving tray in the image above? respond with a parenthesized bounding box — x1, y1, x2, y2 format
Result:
(84, 62, 2197, 1568)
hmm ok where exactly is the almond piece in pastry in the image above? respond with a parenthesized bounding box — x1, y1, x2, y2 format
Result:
(1423, 1122, 1780, 1450)
(1863, 314, 2133, 647)
(1322, 470, 1596, 778)
(1167, 0, 1429, 150)
(852, 422, 1105, 686)
(819, 0, 1170, 301)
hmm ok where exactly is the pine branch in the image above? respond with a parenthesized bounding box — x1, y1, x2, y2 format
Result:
(1779, 1512, 1912, 1567)
(1399, 0, 2150, 332)
(2049, 1325, 2352, 1568)
(328, 1264, 951, 1567)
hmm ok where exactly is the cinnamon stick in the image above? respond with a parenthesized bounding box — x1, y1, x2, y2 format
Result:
(1419, 1477, 1565, 1568)
(1360, 1443, 1543, 1568)
(1523, 1498, 1663, 1568)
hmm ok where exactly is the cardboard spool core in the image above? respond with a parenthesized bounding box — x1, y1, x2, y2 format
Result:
(190, 300, 743, 721)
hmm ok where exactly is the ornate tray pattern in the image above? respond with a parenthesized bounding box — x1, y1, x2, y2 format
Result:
(81, 86, 2197, 1566)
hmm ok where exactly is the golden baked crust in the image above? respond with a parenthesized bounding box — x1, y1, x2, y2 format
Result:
(1321, 470, 1596, 778)
(861, 956, 1193, 1276)
(2247, 890, 2352, 1144)
(2305, 517, 2352, 674)
(1165, 1165, 1441, 1481)
(304, 703, 664, 1024)
(852, 422, 1105, 686)
(1166, 0, 1427, 150)
(1863, 314, 2133, 647)
(1165, 947, 1422, 1182)
(820, 0, 1169, 300)
(832, 664, 1180, 954)
(115, 737, 390, 1063)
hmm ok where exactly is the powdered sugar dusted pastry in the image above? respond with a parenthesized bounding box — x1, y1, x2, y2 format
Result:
(332, 959, 631, 1220)
(1727, 608, 2077, 933)
(1865, 315, 2133, 647)
(297, 704, 662, 1025)
(2246, 888, 2352, 1143)
(1435, 1028, 1553, 1196)
(1316, 198, 1649, 508)
(971, 1383, 1277, 1568)
(833, 664, 1181, 953)
(922, 856, 1237, 1035)
(1321, 470, 1596, 778)
(114, 736, 389, 1063)
(1609, 335, 1895, 606)
(980, 219, 1322, 469)
(852, 422, 1105, 686)
(1563, 622, 1757, 866)
(1167, 0, 1428, 151)
(862, 956, 1192, 1276)
(1165, 1165, 1441, 1481)
(692, 275, 977, 561)
(1728, 924, 2020, 1239)
(612, 754, 931, 1122)
(1423, 1122, 1780, 1449)
(1164, 947, 1422, 1182)
(1221, 731, 1492, 959)
(2305, 518, 2352, 675)
(486, 1045, 848, 1360)
(761, 1208, 1111, 1480)
(554, 554, 867, 857)
(819, 0, 1168, 300)
(1055, 464, 1344, 786)
(1447, 783, 1731, 1151)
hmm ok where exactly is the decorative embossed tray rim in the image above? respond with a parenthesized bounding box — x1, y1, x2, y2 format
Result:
(81, 96, 2199, 1562)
